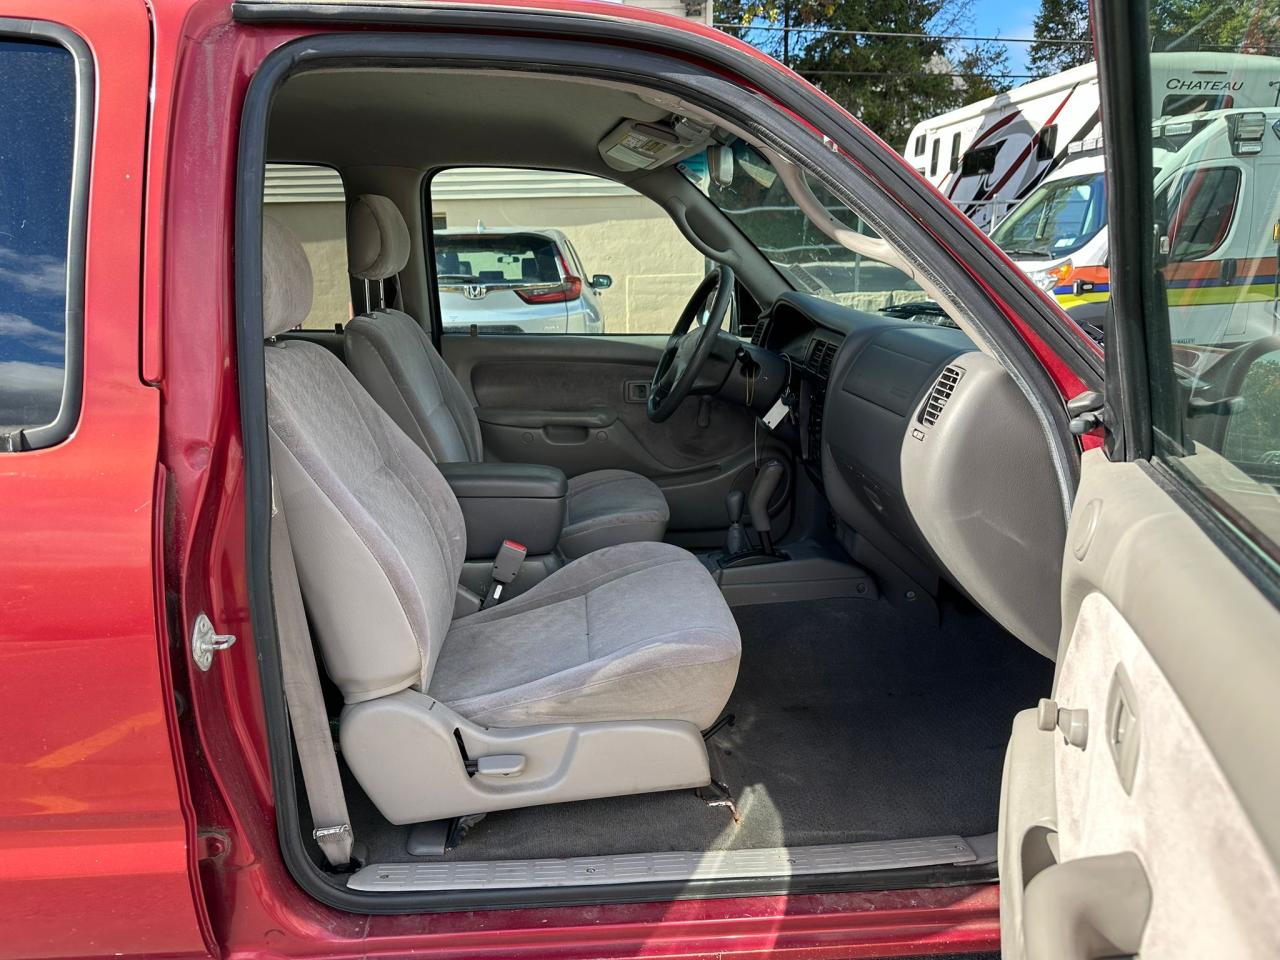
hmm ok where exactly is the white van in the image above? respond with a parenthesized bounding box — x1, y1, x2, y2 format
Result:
(904, 53, 1280, 232)
(991, 108, 1280, 348)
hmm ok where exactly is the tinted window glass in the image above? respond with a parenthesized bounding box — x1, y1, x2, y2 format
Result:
(1133, 14, 1280, 565)
(0, 39, 75, 436)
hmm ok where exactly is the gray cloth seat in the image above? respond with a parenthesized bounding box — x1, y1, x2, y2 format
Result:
(341, 194, 669, 560)
(263, 215, 738, 758)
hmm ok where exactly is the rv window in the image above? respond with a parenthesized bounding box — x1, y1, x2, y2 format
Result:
(914, 134, 926, 156)
(930, 139, 940, 176)
(1160, 93, 1234, 117)
(1163, 166, 1240, 262)
(961, 143, 1000, 178)
(949, 133, 961, 172)
(1036, 124, 1058, 162)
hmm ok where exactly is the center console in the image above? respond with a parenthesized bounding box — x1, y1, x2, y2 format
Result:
(439, 461, 569, 615)
(438, 461, 567, 560)
(705, 458, 876, 606)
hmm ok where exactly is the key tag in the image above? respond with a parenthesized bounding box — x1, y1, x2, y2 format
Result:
(762, 392, 791, 429)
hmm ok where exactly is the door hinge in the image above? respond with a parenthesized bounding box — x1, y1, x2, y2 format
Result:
(191, 613, 236, 671)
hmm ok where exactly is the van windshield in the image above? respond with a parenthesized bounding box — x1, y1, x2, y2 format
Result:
(990, 172, 1108, 260)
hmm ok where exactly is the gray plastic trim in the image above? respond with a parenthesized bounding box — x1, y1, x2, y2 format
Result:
(348, 835, 979, 891)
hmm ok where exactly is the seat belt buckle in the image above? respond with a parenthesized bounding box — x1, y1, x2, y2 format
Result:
(482, 540, 527, 608)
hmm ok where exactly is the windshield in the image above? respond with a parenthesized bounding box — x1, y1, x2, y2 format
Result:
(990, 172, 1107, 260)
(683, 140, 935, 319)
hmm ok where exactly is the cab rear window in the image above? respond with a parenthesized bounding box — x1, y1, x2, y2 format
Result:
(0, 38, 76, 442)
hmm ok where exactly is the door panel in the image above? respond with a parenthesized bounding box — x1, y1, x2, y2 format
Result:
(443, 333, 792, 539)
(999, 450, 1280, 959)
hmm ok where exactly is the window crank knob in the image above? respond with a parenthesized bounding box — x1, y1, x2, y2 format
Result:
(1037, 698, 1089, 749)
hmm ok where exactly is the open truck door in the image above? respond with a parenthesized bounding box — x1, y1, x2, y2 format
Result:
(998, 3, 1280, 958)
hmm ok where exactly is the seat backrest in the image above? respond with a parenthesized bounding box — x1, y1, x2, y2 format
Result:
(262, 215, 466, 703)
(343, 194, 484, 464)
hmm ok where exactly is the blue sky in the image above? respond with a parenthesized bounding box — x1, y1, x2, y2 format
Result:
(970, 2, 1042, 76)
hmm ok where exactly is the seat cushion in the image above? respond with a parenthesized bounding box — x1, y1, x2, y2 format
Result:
(431, 542, 740, 729)
(559, 469, 670, 559)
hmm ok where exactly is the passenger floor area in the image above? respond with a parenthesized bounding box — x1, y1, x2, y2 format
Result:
(347, 596, 1053, 863)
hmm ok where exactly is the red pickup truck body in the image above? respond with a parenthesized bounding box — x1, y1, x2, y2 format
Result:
(2, 1, 1095, 956)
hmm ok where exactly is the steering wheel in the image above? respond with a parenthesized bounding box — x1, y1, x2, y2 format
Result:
(647, 265, 735, 423)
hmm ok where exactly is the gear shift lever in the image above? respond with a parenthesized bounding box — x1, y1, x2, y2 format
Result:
(724, 489, 747, 555)
(747, 459, 785, 556)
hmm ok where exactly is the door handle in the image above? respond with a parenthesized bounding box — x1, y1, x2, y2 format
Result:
(1024, 852, 1151, 960)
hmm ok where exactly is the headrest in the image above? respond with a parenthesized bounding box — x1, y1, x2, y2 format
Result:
(262, 216, 314, 339)
(347, 194, 411, 281)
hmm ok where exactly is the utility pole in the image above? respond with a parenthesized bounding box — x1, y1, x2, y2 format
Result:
(782, 0, 790, 67)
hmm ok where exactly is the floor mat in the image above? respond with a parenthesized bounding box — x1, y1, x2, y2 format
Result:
(350, 596, 1053, 864)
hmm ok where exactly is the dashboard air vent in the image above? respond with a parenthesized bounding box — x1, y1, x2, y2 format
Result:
(920, 365, 963, 426)
(806, 338, 840, 378)
(750, 318, 769, 346)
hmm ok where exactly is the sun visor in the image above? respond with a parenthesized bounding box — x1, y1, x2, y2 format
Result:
(599, 117, 711, 171)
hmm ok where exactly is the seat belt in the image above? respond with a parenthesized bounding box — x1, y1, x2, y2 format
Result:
(270, 479, 355, 868)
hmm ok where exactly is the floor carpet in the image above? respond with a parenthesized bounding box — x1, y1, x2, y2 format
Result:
(348, 595, 1053, 864)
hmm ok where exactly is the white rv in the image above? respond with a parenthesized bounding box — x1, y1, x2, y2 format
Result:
(904, 53, 1280, 232)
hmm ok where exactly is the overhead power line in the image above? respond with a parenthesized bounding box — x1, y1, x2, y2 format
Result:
(713, 23, 1093, 45)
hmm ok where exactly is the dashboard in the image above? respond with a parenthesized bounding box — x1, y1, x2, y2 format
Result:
(752, 292, 1066, 657)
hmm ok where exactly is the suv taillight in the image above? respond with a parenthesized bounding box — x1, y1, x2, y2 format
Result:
(516, 246, 582, 303)
(515, 275, 582, 304)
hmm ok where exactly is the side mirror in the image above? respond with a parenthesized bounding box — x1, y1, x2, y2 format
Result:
(590, 274, 613, 290)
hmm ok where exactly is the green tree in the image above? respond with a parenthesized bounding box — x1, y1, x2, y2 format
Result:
(718, 0, 1011, 150)
(1027, 0, 1092, 78)
(1150, 0, 1280, 54)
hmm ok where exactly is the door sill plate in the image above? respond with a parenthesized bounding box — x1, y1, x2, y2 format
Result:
(347, 834, 979, 891)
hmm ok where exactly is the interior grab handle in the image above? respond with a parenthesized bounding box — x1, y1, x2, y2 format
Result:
(1023, 852, 1152, 960)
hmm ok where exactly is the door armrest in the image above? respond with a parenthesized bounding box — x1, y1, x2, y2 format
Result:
(476, 407, 618, 429)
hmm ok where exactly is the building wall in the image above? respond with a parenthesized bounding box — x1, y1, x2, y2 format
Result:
(268, 199, 352, 329)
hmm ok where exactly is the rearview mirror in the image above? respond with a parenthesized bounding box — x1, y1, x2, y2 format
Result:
(707, 144, 734, 186)
(590, 274, 613, 290)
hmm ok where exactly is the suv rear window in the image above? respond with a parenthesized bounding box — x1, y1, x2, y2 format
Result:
(436, 234, 563, 285)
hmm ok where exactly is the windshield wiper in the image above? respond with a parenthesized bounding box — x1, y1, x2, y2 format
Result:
(998, 248, 1049, 258)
